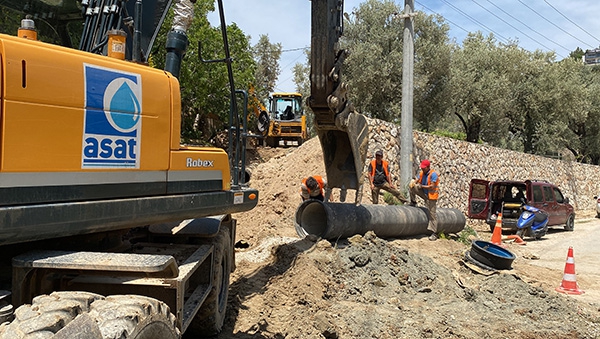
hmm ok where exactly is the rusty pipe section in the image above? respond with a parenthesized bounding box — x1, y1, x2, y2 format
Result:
(295, 200, 466, 240)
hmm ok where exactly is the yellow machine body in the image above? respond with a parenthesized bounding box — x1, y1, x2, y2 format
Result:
(266, 92, 307, 147)
(0, 33, 256, 246)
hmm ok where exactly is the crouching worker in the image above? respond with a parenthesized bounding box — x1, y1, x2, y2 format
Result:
(300, 175, 329, 202)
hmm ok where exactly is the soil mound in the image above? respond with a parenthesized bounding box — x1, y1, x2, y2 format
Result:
(214, 138, 600, 339)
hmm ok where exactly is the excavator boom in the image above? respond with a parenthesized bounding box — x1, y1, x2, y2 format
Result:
(309, 0, 369, 203)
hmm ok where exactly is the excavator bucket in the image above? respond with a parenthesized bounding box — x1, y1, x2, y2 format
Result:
(316, 111, 369, 199)
(309, 0, 369, 203)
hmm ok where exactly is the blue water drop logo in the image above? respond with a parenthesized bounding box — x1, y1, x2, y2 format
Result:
(103, 78, 141, 133)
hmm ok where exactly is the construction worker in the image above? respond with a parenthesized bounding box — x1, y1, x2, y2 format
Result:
(368, 150, 409, 204)
(409, 159, 440, 241)
(300, 175, 328, 201)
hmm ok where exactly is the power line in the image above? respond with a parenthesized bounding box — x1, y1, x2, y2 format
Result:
(516, 0, 592, 49)
(483, 0, 569, 56)
(280, 50, 306, 71)
(471, 0, 558, 53)
(281, 46, 309, 53)
(438, 0, 510, 44)
(415, 1, 470, 34)
(543, 0, 600, 47)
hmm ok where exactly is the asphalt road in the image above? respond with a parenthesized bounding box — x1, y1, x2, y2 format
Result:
(516, 216, 600, 305)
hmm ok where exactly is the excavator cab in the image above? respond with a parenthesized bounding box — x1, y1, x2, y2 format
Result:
(0, 0, 171, 61)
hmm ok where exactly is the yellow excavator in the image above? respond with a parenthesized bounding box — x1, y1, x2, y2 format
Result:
(0, 0, 367, 337)
(248, 87, 308, 147)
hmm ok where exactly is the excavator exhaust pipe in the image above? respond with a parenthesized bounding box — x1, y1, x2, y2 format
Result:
(295, 200, 466, 240)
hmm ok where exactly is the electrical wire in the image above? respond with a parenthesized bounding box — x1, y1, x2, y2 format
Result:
(438, 0, 510, 44)
(282, 46, 309, 53)
(543, 0, 600, 47)
(472, 0, 557, 51)
(516, 0, 592, 49)
(484, 0, 570, 54)
(415, 1, 470, 34)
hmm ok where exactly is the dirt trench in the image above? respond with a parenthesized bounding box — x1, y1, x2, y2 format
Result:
(213, 138, 600, 339)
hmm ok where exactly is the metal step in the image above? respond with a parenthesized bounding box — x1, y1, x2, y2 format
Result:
(12, 250, 178, 278)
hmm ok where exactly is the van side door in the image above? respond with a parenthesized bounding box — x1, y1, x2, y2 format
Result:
(468, 179, 490, 220)
(542, 185, 559, 225)
(552, 187, 570, 225)
(530, 184, 545, 212)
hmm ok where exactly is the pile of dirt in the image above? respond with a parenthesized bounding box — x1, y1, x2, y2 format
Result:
(216, 138, 600, 339)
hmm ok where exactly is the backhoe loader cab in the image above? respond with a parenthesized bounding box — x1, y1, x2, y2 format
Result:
(263, 92, 308, 147)
(270, 93, 303, 121)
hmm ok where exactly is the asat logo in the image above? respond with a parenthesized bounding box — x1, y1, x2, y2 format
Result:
(82, 64, 142, 169)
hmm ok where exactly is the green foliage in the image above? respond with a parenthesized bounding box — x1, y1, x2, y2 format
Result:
(291, 2, 600, 165)
(253, 35, 282, 99)
(0, 6, 23, 35)
(569, 47, 585, 61)
(293, 50, 315, 136)
(456, 226, 477, 246)
(382, 191, 409, 205)
(449, 32, 514, 144)
(150, 0, 256, 145)
(341, 1, 451, 127)
(430, 130, 467, 141)
(342, 0, 405, 121)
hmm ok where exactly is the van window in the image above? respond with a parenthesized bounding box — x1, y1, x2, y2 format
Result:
(543, 186, 554, 202)
(471, 182, 487, 199)
(533, 186, 544, 203)
(554, 187, 565, 203)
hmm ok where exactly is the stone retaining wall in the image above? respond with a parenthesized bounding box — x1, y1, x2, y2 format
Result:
(365, 119, 600, 218)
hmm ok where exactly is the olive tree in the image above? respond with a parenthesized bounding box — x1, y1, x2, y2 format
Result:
(151, 0, 255, 144)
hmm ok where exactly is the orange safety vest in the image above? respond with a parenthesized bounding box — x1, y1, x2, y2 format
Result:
(301, 175, 325, 196)
(370, 159, 390, 182)
(418, 169, 439, 200)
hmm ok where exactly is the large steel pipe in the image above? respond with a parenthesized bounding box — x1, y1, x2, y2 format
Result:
(295, 200, 466, 240)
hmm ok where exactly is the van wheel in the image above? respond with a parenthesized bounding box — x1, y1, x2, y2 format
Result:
(0, 292, 179, 339)
(188, 225, 232, 337)
(564, 214, 574, 231)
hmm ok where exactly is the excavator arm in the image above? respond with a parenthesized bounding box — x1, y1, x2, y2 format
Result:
(309, 0, 369, 203)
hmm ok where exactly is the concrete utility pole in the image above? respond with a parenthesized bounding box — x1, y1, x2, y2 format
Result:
(399, 0, 415, 195)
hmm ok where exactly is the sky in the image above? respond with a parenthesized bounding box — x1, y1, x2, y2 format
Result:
(209, 0, 600, 93)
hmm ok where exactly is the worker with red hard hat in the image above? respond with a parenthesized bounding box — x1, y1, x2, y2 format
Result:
(409, 159, 440, 241)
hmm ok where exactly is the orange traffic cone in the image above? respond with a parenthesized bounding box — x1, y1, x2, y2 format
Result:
(503, 234, 526, 245)
(555, 246, 584, 295)
(490, 213, 503, 246)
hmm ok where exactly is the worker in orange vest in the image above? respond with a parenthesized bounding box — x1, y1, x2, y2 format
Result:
(409, 159, 440, 241)
(368, 150, 409, 204)
(300, 175, 329, 201)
